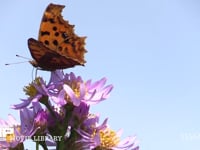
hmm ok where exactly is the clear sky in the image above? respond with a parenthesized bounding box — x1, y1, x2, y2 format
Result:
(1, 0, 200, 149)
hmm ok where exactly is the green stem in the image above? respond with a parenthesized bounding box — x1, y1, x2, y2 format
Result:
(36, 141, 39, 150)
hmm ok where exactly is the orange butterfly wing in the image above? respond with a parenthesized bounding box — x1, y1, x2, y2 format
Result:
(28, 3, 86, 70)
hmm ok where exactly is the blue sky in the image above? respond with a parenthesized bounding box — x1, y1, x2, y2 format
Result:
(1, 0, 200, 149)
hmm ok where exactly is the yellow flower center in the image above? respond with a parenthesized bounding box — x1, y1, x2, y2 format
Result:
(24, 83, 37, 97)
(99, 128, 120, 148)
(74, 88, 80, 97)
(23, 77, 43, 97)
(64, 82, 81, 102)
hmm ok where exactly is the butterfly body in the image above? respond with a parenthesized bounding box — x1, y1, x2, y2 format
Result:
(28, 3, 86, 71)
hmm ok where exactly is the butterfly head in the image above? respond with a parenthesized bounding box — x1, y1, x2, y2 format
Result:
(29, 60, 38, 68)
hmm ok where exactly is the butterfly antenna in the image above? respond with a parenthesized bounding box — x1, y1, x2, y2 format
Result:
(5, 61, 29, 66)
(5, 54, 31, 66)
(16, 54, 32, 60)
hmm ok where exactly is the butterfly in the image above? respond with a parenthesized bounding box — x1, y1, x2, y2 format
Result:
(28, 3, 87, 71)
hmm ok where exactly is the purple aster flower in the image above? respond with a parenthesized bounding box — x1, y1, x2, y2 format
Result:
(76, 116, 139, 150)
(72, 102, 90, 121)
(11, 78, 50, 109)
(49, 71, 113, 106)
(94, 127, 139, 150)
(8, 69, 139, 149)
(46, 104, 66, 127)
(48, 71, 86, 106)
(20, 102, 45, 137)
(12, 76, 67, 110)
(34, 110, 48, 132)
(84, 77, 113, 104)
(12, 71, 113, 109)
(62, 82, 86, 106)
(75, 115, 108, 149)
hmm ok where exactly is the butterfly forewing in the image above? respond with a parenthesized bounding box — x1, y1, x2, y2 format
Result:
(39, 4, 74, 51)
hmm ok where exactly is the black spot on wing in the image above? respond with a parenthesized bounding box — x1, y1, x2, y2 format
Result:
(55, 32, 59, 36)
(41, 31, 50, 36)
(53, 40, 58, 46)
(44, 40, 49, 45)
(53, 26, 57, 31)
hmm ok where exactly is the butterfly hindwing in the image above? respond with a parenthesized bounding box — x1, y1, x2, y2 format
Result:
(28, 38, 80, 71)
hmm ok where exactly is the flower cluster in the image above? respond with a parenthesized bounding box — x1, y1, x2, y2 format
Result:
(0, 70, 139, 150)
